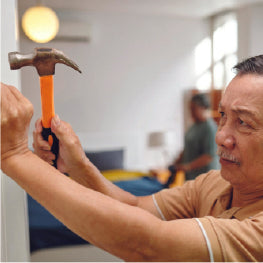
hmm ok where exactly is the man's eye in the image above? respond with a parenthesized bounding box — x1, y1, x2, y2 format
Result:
(238, 119, 249, 126)
(239, 118, 245, 125)
(218, 111, 226, 127)
(238, 118, 251, 128)
(219, 111, 225, 117)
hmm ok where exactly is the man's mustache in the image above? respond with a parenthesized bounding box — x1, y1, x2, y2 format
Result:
(216, 148, 241, 166)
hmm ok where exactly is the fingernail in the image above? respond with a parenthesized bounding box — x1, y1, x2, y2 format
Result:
(53, 115, 60, 126)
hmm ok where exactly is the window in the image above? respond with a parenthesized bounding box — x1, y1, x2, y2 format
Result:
(195, 37, 212, 90)
(195, 12, 238, 91)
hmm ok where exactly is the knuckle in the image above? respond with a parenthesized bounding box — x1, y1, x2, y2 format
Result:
(10, 108, 19, 119)
(67, 135, 79, 147)
(21, 102, 34, 119)
(26, 103, 34, 117)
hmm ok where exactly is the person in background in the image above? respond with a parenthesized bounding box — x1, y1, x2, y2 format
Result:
(2, 54, 263, 261)
(167, 93, 220, 183)
(160, 93, 219, 187)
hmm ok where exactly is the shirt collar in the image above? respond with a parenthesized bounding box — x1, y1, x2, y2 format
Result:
(216, 184, 263, 220)
(233, 199, 263, 220)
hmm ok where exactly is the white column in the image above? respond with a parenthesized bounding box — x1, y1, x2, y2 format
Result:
(1, 0, 30, 261)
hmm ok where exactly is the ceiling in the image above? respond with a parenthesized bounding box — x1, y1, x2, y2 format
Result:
(18, 0, 263, 18)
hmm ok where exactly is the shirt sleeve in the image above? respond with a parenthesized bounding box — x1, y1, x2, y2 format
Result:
(197, 214, 263, 262)
(153, 173, 208, 220)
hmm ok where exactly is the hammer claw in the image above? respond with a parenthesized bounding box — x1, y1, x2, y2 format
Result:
(8, 47, 81, 76)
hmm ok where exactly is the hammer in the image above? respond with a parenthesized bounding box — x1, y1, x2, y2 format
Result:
(8, 47, 81, 168)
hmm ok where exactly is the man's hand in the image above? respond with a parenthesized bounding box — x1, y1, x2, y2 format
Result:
(1, 82, 33, 166)
(33, 118, 56, 166)
(176, 163, 191, 172)
(33, 115, 88, 175)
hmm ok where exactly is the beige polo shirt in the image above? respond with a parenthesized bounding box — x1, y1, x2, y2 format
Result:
(153, 170, 263, 262)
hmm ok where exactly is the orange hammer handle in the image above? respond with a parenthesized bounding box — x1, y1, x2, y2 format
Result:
(40, 75, 59, 168)
(40, 75, 55, 128)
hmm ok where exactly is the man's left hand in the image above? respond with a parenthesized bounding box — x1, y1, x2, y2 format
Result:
(1, 82, 33, 165)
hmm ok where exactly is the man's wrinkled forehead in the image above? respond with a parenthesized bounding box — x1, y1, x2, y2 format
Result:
(222, 74, 263, 99)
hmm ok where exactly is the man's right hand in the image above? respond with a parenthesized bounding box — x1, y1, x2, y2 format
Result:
(33, 116, 89, 175)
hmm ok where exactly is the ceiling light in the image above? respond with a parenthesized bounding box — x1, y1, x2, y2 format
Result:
(22, 5, 59, 43)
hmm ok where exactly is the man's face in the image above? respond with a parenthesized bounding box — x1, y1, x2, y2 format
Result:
(216, 74, 263, 189)
(190, 102, 206, 122)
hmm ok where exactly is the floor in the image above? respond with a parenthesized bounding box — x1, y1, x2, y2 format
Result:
(30, 244, 123, 262)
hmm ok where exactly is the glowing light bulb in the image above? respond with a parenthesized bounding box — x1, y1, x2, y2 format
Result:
(22, 6, 59, 43)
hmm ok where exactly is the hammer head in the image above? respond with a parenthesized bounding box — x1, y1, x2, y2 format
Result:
(8, 47, 81, 76)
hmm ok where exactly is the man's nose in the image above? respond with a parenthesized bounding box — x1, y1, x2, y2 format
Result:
(215, 125, 235, 150)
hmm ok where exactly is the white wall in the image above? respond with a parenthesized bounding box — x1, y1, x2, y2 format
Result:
(237, 3, 263, 59)
(247, 4, 263, 56)
(1, 0, 30, 261)
(18, 6, 210, 169)
(17, 2, 263, 170)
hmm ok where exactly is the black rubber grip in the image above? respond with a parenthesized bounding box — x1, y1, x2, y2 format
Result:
(42, 127, 59, 168)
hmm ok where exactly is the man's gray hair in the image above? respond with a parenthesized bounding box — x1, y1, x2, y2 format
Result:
(233, 55, 263, 75)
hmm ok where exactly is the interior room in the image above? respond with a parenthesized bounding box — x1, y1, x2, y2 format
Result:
(1, 0, 263, 261)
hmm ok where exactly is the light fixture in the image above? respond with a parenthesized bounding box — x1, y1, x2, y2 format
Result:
(148, 131, 172, 168)
(148, 131, 169, 148)
(22, 4, 59, 43)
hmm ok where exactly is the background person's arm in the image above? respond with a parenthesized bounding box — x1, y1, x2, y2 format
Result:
(177, 153, 212, 172)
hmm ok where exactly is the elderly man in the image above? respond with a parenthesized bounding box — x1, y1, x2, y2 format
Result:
(1, 55, 263, 261)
